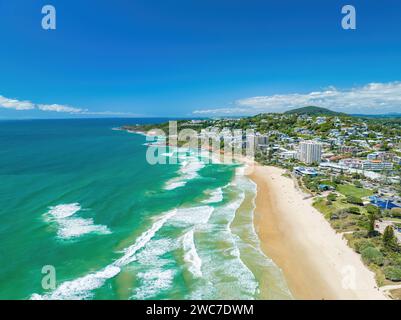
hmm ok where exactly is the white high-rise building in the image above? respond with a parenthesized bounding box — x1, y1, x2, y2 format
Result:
(298, 141, 322, 164)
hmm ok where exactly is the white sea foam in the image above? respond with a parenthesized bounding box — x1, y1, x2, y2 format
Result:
(235, 166, 245, 176)
(57, 217, 111, 239)
(188, 187, 259, 299)
(164, 154, 205, 190)
(44, 203, 111, 240)
(164, 180, 186, 190)
(132, 238, 178, 299)
(135, 238, 176, 265)
(133, 269, 176, 300)
(168, 206, 213, 227)
(130, 207, 210, 298)
(115, 209, 176, 266)
(182, 230, 202, 278)
(31, 265, 121, 300)
(47, 203, 81, 219)
(202, 188, 223, 204)
(32, 210, 176, 300)
(208, 191, 245, 227)
(235, 175, 280, 267)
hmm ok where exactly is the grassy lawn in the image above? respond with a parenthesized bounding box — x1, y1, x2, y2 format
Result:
(313, 197, 332, 217)
(313, 196, 370, 232)
(318, 179, 337, 187)
(313, 196, 360, 216)
(337, 184, 373, 198)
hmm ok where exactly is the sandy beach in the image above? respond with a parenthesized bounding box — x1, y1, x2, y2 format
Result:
(247, 165, 387, 300)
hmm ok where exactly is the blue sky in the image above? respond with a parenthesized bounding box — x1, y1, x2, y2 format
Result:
(0, 0, 401, 118)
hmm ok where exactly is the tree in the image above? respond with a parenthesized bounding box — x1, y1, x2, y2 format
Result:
(384, 266, 401, 281)
(361, 247, 384, 266)
(367, 212, 378, 237)
(366, 204, 380, 216)
(383, 226, 398, 250)
(327, 193, 337, 202)
(348, 207, 361, 215)
(346, 195, 363, 206)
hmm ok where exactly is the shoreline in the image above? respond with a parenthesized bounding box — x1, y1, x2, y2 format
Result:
(123, 128, 388, 299)
(247, 164, 387, 300)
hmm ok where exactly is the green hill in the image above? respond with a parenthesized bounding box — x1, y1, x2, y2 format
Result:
(284, 106, 346, 116)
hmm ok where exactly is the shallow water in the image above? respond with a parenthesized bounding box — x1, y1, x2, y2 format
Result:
(0, 118, 291, 300)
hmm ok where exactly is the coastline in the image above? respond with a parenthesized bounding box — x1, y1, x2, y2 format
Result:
(247, 164, 387, 300)
(122, 127, 388, 299)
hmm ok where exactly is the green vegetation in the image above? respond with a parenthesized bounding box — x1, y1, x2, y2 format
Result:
(337, 184, 373, 198)
(383, 226, 399, 252)
(384, 266, 401, 282)
(348, 207, 361, 215)
(366, 204, 380, 215)
(367, 211, 377, 237)
(346, 195, 364, 206)
(123, 110, 401, 143)
(283, 106, 346, 116)
(327, 193, 337, 202)
(314, 189, 401, 286)
(354, 238, 375, 253)
(361, 247, 384, 266)
(391, 208, 401, 219)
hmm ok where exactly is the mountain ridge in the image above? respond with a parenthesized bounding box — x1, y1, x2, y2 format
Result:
(284, 106, 346, 116)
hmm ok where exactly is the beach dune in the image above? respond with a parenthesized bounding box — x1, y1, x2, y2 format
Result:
(248, 165, 387, 300)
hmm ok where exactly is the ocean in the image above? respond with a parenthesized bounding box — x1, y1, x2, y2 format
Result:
(0, 118, 291, 300)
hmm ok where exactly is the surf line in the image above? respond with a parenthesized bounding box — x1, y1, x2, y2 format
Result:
(31, 209, 177, 299)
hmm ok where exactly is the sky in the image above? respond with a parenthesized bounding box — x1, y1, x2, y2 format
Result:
(0, 0, 401, 118)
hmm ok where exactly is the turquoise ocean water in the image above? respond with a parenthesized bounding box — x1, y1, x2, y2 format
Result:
(0, 119, 291, 300)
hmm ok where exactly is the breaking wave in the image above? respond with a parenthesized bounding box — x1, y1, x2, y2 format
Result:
(44, 203, 110, 240)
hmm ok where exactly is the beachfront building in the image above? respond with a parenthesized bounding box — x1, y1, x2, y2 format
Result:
(367, 152, 385, 160)
(362, 160, 393, 171)
(339, 158, 394, 172)
(339, 158, 363, 169)
(298, 141, 322, 164)
(319, 162, 349, 173)
(293, 166, 319, 177)
(255, 134, 269, 150)
(279, 150, 298, 160)
(339, 146, 359, 154)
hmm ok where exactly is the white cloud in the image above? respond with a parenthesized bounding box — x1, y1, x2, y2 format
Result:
(37, 104, 85, 113)
(193, 82, 401, 115)
(0, 94, 133, 116)
(0, 95, 35, 110)
(193, 107, 251, 115)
